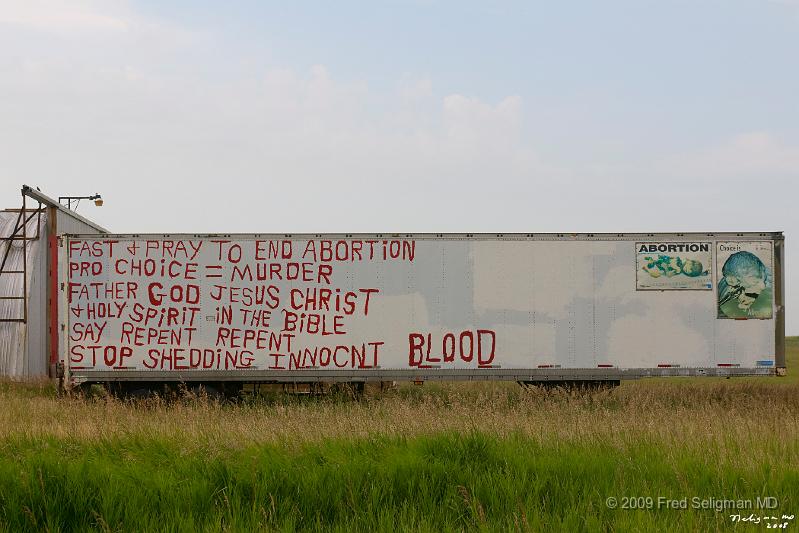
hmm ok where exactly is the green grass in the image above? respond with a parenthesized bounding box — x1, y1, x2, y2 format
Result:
(1, 433, 796, 532)
(786, 336, 799, 383)
(0, 338, 795, 532)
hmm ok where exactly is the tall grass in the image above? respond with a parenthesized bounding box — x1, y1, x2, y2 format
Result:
(0, 429, 796, 532)
(0, 340, 795, 531)
(1, 380, 797, 450)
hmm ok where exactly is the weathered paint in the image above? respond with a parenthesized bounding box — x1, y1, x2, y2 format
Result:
(58, 233, 784, 386)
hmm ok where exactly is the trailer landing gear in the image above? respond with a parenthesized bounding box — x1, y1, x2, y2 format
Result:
(517, 380, 620, 390)
(101, 381, 242, 402)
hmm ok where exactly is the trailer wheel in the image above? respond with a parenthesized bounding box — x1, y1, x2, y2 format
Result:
(330, 381, 365, 398)
(126, 386, 157, 400)
(103, 382, 157, 400)
(187, 383, 224, 402)
(221, 382, 243, 402)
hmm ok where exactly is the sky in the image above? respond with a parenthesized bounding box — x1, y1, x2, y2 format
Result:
(0, 0, 796, 332)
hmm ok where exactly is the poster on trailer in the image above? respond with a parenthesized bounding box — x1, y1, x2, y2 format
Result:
(635, 242, 713, 290)
(716, 241, 774, 319)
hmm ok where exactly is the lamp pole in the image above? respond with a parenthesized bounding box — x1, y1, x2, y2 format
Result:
(58, 194, 103, 211)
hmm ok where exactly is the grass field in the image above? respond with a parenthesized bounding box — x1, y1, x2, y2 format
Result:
(0, 339, 796, 531)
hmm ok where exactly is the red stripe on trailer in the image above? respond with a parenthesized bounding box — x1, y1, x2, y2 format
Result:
(597, 364, 613, 368)
(717, 363, 740, 367)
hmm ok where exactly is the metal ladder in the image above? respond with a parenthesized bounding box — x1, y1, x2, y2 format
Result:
(0, 192, 42, 323)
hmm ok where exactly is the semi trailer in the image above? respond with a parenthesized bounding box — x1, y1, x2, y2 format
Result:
(57, 232, 785, 395)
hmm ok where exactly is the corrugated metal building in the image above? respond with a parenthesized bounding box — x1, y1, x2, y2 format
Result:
(0, 186, 106, 378)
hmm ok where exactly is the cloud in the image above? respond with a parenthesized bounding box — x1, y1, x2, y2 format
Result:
(0, 0, 131, 32)
(0, 52, 539, 231)
(0, 6, 796, 333)
(663, 131, 799, 181)
(442, 93, 522, 146)
(163, 65, 538, 193)
(0, 0, 198, 50)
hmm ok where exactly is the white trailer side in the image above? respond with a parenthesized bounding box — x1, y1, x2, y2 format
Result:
(58, 232, 785, 389)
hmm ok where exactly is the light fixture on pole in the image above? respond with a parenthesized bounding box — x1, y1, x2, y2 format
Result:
(58, 193, 103, 211)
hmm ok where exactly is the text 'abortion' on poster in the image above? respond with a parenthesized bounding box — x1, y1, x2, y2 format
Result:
(636, 242, 713, 291)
